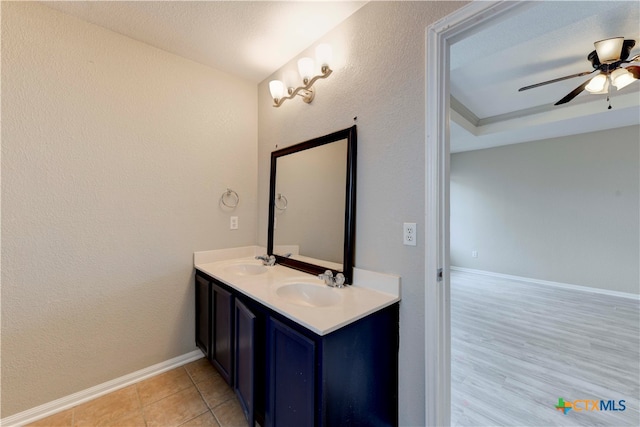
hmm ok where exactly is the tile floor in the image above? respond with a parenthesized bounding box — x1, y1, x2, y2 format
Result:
(26, 358, 250, 427)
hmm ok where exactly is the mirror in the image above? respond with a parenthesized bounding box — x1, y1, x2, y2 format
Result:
(268, 125, 357, 284)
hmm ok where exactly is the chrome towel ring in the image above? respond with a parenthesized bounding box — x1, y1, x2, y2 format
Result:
(221, 188, 239, 208)
(275, 193, 288, 211)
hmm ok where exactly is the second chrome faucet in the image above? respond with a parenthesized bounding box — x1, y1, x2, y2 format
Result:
(318, 270, 346, 288)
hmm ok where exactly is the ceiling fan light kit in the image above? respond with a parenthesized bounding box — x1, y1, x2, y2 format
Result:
(519, 37, 639, 107)
(610, 67, 636, 90)
(585, 73, 609, 93)
(594, 37, 625, 63)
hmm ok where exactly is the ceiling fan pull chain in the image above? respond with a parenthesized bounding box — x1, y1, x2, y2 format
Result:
(606, 76, 612, 110)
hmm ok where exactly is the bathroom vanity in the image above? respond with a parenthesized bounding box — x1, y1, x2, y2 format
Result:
(194, 126, 400, 425)
(194, 251, 400, 427)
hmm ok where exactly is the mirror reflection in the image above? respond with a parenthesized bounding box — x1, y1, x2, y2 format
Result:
(267, 125, 356, 283)
(273, 138, 348, 269)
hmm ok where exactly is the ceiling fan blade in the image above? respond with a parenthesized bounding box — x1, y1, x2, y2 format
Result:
(554, 79, 591, 105)
(518, 70, 594, 92)
(627, 53, 640, 62)
(627, 65, 640, 79)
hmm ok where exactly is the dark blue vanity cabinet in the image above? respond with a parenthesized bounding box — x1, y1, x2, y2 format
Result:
(195, 274, 234, 385)
(267, 303, 400, 427)
(195, 270, 399, 427)
(195, 272, 267, 425)
(195, 274, 212, 358)
(267, 317, 316, 426)
(212, 283, 234, 385)
(235, 299, 256, 426)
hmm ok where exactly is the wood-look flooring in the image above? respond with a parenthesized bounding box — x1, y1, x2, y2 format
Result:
(450, 270, 639, 427)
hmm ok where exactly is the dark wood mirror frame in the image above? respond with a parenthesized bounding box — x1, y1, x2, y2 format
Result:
(267, 125, 357, 284)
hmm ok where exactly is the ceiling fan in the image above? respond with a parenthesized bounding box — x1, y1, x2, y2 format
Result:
(519, 37, 640, 106)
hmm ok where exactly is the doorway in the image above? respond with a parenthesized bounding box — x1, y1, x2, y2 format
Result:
(425, 3, 526, 424)
(426, 1, 639, 425)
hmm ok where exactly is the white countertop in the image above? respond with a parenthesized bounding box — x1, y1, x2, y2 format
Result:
(194, 247, 401, 336)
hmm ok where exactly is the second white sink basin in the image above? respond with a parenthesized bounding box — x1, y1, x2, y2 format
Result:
(224, 263, 268, 276)
(276, 283, 342, 307)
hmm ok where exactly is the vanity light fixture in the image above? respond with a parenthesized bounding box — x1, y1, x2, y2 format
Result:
(269, 43, 333, 107)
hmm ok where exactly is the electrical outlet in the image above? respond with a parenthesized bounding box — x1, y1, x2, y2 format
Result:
(472, 250, 478, 258)
(230, 216, 238, 230)
(403, 222, 417, 246)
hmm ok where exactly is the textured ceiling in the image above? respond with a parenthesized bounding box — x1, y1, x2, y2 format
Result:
(41, 1, 367, 83)
(39, 1, 639, 153)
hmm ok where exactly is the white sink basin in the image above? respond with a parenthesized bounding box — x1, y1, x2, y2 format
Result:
(224, 263, 268, 276)
(276, 283, 342, 307)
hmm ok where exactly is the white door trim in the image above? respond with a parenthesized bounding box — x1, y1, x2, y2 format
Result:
(424, 1, 529, 425)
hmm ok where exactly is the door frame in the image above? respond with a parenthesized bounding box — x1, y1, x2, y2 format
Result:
(424, 1, 530, 425)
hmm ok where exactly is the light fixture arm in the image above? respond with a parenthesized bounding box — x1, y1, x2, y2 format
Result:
(273, 68, 333, 107)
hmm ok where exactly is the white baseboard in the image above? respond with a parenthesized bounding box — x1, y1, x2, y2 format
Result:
(450, 266, 640, 300)
(1, 350, 204, 427)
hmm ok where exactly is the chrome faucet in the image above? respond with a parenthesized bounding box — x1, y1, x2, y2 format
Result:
(318, 270, 346, 288)
(255, 254, 276, 266)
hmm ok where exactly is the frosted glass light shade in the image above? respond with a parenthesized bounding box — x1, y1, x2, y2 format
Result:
(594, 37, 624, 63)
(315, 44, 333, 68)
(611, 68, 636, 90)
(269, 80, 285, 100)
(298, 57, 315, 82)
(585, 74, 609, 94)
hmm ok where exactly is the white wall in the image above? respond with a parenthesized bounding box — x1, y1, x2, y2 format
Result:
(257, 2, 467, 425)
(451, 125, 640, 294)
(1, 2, 257, 416)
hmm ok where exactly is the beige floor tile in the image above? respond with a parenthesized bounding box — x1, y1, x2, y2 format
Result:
(73, 385, 141, 427)
(25, 408, 73, 427)
(144, 386, 208, 427)
(196, 374, 236, 409)
(104, 408, 146, 426)
(184, 358, 219, 384)
(23, 360, 245, 427)
(179, 411, 221, 427)
(212, 398, 249, 427)
(137, 367, 193, 406)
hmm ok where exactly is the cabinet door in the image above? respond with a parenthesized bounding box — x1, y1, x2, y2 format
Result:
(267, 317, 316, 427)
(195, 275, 212, 358)
(235, 299, 256, 426)
(212, 283, 234, 385)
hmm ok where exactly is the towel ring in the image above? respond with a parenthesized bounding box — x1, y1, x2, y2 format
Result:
(275, 193, 288, 211)
(221, 188, 239, 208)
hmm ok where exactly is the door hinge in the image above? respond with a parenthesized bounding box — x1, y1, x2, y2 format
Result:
(437, 268, 443, 282)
